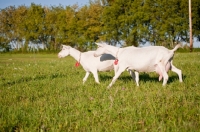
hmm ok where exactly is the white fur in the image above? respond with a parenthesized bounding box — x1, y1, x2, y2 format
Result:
(58, 45, 117, 84)
(94, 42, 182, 88)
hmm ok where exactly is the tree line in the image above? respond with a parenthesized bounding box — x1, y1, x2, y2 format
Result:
(0, 0, 200, 52)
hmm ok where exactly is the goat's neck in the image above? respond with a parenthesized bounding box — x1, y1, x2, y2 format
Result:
(106, 46, 120, 58)
(69, 48, 81, 62)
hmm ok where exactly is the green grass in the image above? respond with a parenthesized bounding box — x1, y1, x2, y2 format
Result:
(0, 53, 200, 131)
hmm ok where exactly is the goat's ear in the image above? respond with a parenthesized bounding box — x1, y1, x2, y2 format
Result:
(95, 42, 103, 47)
(62, 45, 69, 49)
(65, 45, 71, 49)
(60, 44, 64, 49)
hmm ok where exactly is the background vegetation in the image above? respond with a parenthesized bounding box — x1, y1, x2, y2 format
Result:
(0, 0, 200, 52)
(1, 0, 200, 131)
(0, 53, 200, 131)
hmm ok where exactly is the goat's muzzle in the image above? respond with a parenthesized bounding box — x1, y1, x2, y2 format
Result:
(94, 53, 98, 57)
(58, 54, 62, 58)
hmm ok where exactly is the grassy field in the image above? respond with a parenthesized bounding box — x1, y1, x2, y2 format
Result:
(0, 53, 200, 131)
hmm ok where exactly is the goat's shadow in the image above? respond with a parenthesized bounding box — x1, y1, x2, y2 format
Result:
(99, 73, 186, 84)
(1, 73, 67, 87)
(100, 54, 115, 61)
(3, 70, 185, 87)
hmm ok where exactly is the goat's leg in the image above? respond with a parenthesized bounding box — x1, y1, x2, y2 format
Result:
(171, 64, 183, 82)
(162, 71, 169, 86)
(92, 71, 100, 84)
(83, 72, 90, 84)
(128, 69, 134, 80)
(135, 71, 139, 86)
(114, 65, 119, 75)
(128, 70, 139, 86)
(108, 67, 125, 88)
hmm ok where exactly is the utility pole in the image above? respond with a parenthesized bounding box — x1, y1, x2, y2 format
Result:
(189, 0, 193, 52)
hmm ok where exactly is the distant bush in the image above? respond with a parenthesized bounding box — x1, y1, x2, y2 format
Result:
(177, 44, 200, 52)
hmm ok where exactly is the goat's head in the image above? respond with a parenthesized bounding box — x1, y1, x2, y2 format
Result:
(58, 45, 71, 58)
(94, 42, 107, 57)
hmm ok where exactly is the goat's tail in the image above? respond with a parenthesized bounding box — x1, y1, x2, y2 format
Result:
(171, 44, 182, 52)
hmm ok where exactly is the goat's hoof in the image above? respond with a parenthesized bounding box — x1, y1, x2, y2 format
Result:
(107, 86, 111, 89)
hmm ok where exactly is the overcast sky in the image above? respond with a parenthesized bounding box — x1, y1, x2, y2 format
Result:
(0, 0, 199, 47)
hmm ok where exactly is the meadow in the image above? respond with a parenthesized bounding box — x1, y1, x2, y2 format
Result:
(0, 52, 200, 131)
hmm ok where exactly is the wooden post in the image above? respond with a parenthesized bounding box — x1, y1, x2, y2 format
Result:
(189, 0, 193, 52)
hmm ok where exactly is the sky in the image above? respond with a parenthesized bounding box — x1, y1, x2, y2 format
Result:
(0, 0, 89, 9)
(0, 0, 200, 47)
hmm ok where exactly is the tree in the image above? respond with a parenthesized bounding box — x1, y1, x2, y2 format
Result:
(78, 1, 103, 50)
(21, 3, 46, 51)
(1, 0, 200, 52)
(13, 6, 28, 50)
(192, 0, 200, 41)
(100, 0, 125, 45)
(0, 6, 17, 51)
(46, 5, 66, 50)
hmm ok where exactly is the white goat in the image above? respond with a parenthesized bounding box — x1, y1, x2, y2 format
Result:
(94, 42, 182, 88)
(58, 45, 118, 84)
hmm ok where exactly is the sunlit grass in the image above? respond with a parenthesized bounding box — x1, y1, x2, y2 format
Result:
(0, 53, 200, 131)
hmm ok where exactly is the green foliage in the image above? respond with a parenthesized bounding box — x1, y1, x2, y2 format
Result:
(0, 53, 200, 131)
(0, 0, 200, 51)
